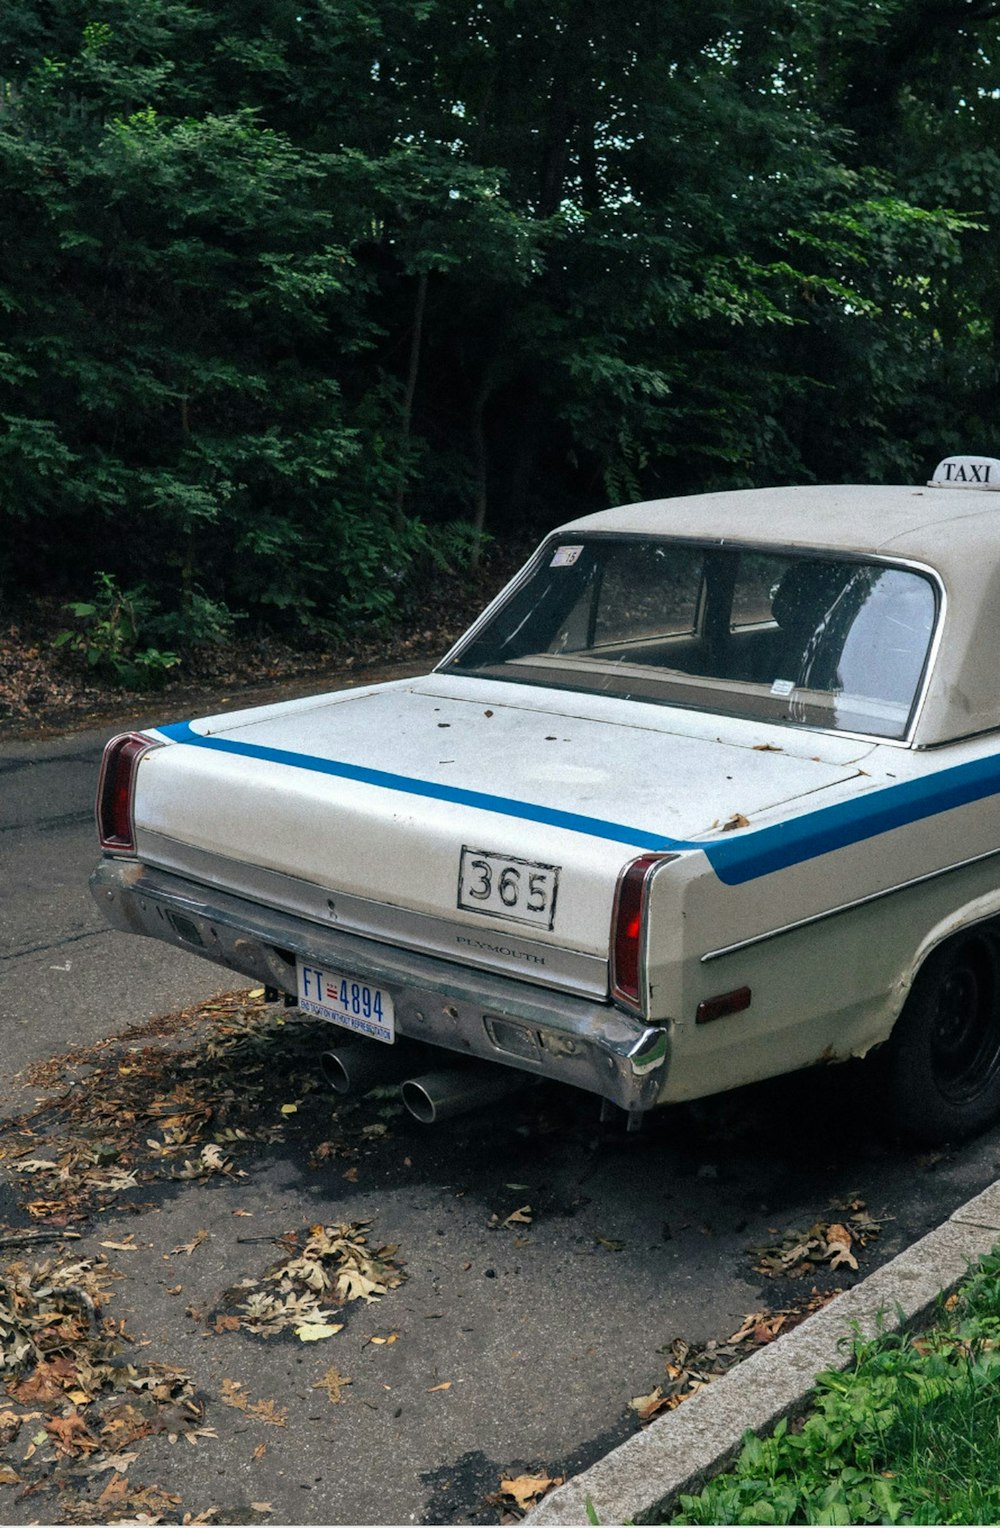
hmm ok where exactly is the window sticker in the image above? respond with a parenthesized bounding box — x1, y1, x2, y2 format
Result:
(550, 544, 583, 567)
(770, 678, 795, 697)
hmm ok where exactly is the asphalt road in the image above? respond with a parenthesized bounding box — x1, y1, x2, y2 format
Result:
(3, 704, 1000, 1525)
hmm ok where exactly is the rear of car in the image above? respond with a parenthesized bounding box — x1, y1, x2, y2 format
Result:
(93, 511, 944, 1117)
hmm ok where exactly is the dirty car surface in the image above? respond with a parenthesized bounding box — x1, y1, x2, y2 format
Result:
(92, 456, 1000, 1142)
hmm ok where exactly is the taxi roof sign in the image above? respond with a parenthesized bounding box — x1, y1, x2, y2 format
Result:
(929, 455, 1000, 490)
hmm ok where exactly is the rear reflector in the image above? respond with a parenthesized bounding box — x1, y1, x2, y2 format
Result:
(696, 986, 752, 1025)
(96, 732, 160, 852)
(611, 853, 672, 1012)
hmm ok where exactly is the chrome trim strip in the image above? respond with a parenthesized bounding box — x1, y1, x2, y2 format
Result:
(136, 830, 608, 999)
(700, 844, 1000, 963)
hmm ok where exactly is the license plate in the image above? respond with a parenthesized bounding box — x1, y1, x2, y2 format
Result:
(296, 961, 395, 1044)
(458, 846, 560, 930)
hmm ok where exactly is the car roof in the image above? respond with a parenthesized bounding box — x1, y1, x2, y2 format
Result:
(557, 483, 1000, 747)
(559, 483, 1000, 562)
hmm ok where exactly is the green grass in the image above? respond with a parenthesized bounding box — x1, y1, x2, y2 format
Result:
(669, 1249, 1000, 1525)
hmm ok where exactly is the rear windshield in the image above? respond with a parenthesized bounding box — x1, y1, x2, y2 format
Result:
(445, 538, 938, 740)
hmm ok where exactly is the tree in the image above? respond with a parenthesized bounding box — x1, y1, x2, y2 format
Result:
(0, 0, 995, 644)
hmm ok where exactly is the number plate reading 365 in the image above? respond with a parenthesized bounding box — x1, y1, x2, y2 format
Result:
(458, 847, 560, 930)
(297, 961, 395, 1044)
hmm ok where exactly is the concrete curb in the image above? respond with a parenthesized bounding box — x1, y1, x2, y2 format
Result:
(527, 1182, 1000, 1526)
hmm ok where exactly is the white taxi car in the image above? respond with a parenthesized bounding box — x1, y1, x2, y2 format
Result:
(91, 456, 1000, 1142)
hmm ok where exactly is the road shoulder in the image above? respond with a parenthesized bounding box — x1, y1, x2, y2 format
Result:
(528, 1182, 1000, 1525)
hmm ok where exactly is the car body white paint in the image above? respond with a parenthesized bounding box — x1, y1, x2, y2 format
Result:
(91, 468, 1000, 1114)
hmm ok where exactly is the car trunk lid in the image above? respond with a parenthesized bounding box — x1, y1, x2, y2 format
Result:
(132, 675, 871, 988)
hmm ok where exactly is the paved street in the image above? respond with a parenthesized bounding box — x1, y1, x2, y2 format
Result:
(3, 705, 1000, 1524)
(0, 723, 233, 1087)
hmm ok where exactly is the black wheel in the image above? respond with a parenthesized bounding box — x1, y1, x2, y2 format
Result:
(882, 931, 1000, 1144)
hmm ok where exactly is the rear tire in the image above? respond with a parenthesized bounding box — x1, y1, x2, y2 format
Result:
(882, 930, 1000, 1144)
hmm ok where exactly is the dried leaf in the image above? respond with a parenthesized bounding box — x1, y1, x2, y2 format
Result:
(294, 1322, 344, 1342)
(94, 1450, 139, 1475)
(502, 1205, 532, 1227)
(10, 1367, 67, 1405)
(336, 1266, 387, 1304)
(628, 1386, 670, 1423)
(168, 1230, 209, 1257)
(220, 1378, 248, 1411)
(825, 1223, 859, 1271)
(752, 1314, 787, 1343)
(248, 1399, 287, 1427)
(45, 1409, 99, 1457)
(312, 1366, 352, 1405)
(499, 1473, 563, 1510)
(427, 1381, 452, 1393)
(96, 1474, 129, 1509)
(721, 812, 750, 832)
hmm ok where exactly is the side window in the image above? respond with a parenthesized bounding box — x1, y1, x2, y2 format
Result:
(730, 554, 786, 628)
(592, 544, 703, 645)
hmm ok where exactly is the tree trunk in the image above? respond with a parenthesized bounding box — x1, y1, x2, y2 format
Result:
(394, 268, 429, 527)
(469, 372, 493, 569)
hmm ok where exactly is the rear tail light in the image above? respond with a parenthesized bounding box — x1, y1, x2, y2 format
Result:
(610, 853, 673, 1012)
(96, 732, 161, 852)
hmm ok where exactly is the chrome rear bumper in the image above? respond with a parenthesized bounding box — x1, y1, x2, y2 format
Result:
(90, 858, 670, 1112)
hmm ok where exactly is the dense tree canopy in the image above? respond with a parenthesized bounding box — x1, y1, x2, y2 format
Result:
(1, 0, 998, 646)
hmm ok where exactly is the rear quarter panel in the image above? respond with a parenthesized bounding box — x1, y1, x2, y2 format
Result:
(647, 733, 1000, 1102)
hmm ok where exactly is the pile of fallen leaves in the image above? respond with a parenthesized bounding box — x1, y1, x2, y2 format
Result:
(2, 992, 340, 1228)
(627, 1287, 840, 1427)
(0, 1249, 217, 1523)
(750, 1198, 888, 1279)
(617, 1198, 889, 1438)
(0, 994, 414, 1522)
(214, 1220, 406, 1342)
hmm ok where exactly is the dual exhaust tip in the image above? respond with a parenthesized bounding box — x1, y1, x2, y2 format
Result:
(319, 1042, 528, 1124)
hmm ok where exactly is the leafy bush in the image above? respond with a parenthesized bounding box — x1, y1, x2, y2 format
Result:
(53, 573, 179, 689)
(147, 589, 242, 650)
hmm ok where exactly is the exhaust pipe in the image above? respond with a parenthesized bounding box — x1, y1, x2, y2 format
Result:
(320, 1039, 420, 1096)
(401, 1064, 529, 1124)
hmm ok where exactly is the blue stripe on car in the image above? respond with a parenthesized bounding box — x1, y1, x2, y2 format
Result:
(157, 719, 1000, 886)
(156, 720, 672, 852)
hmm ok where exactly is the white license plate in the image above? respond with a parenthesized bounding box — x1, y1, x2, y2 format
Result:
(458, 846, 560, 930)
(296, 961, 395, 1044)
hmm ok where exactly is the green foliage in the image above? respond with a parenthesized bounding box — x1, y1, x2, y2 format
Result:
(1, 0, 999, 648)
(672, 1249, 1000, 1526)
(53, 572, 179, 688)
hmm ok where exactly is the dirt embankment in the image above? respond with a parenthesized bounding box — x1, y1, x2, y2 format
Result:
(0, 547, 527, 740)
